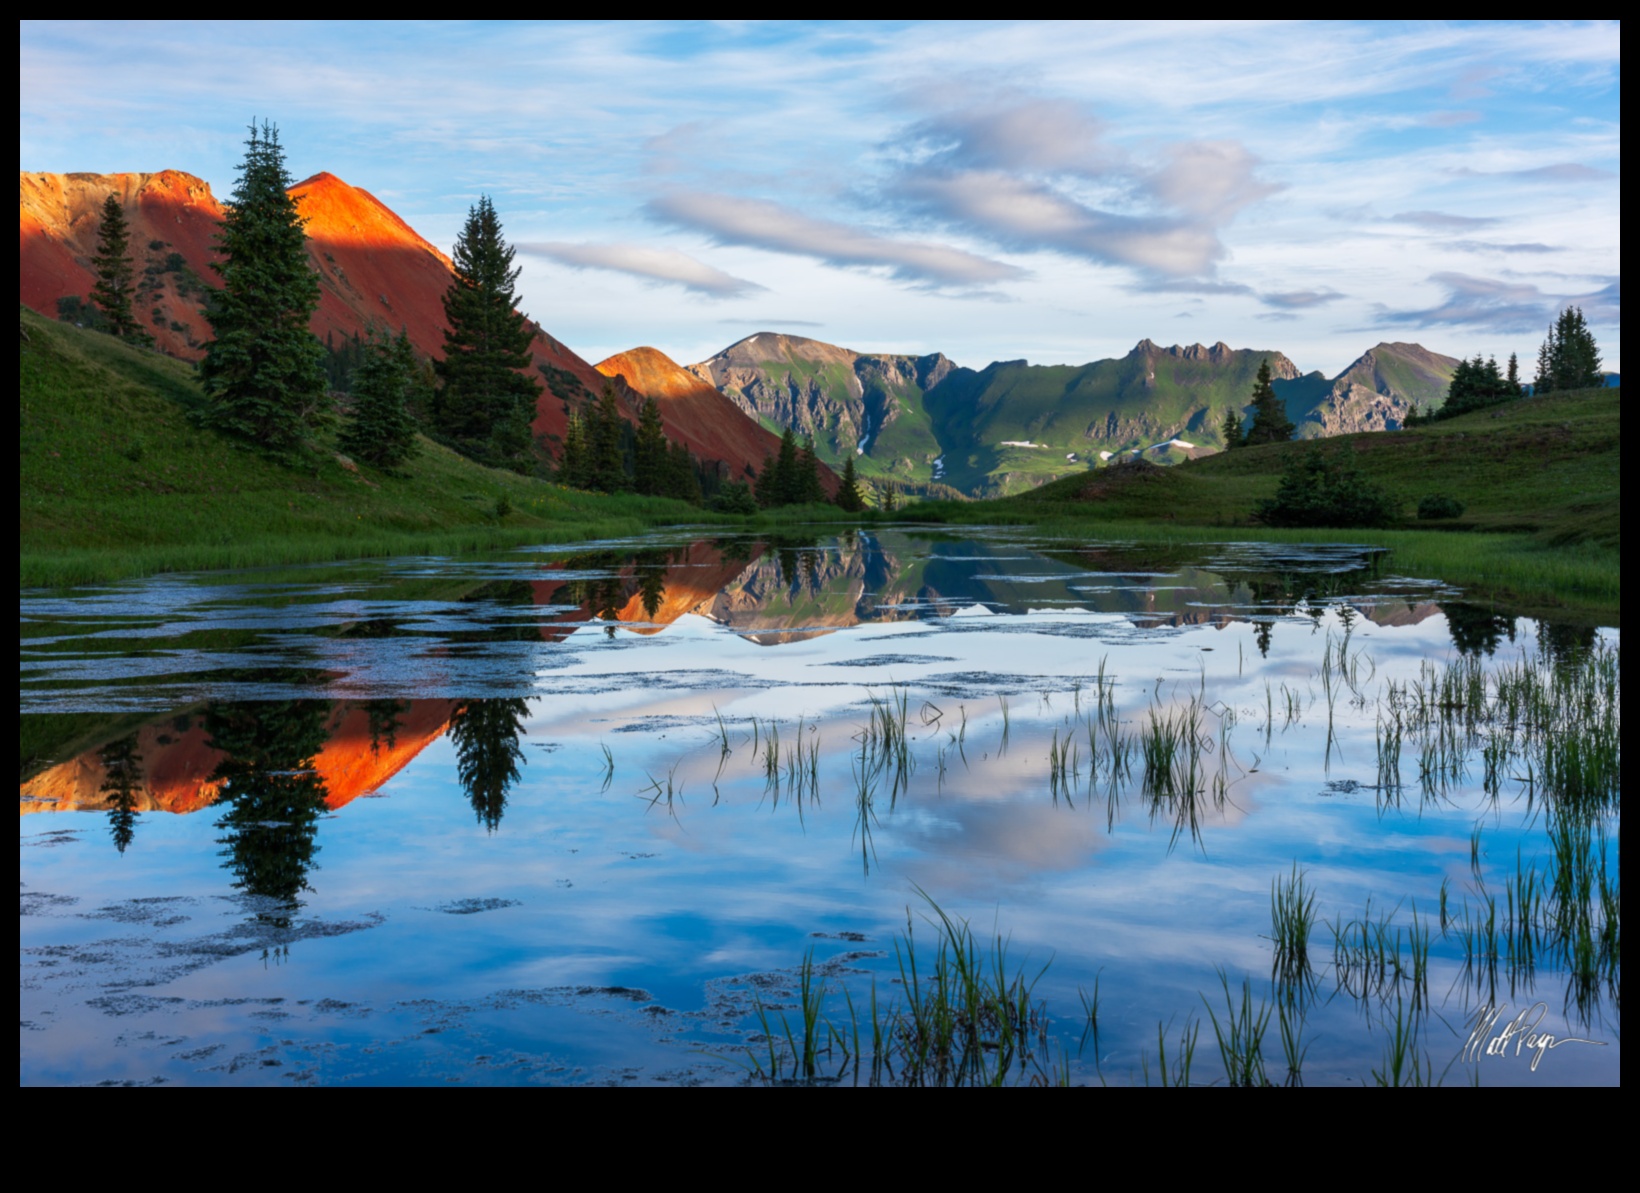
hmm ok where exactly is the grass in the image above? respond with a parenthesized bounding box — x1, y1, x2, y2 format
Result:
(17, 307, 789, 588)
(897, 387, 1621, 621)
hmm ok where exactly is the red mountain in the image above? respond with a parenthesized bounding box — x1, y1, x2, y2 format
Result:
(18, 170, 781, 481)
(596, 347, 837, 492)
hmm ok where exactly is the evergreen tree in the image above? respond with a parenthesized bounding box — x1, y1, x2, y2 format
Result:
(588, 383, 630, 494)
(1535, 307, 1603, 394)
(1219, 404, 1246, 451)
(633, 397, 668, 497)
(836, 456, 867, 513)
(435, 196, 543, 473)
(559, 412, 589, 489)
(200, 122, 329, 455)
(339, 330, 420, 469)
(88, 193, 151, 346)
(449, 698, 529, 833)
(98, 736, 143, 856)
(1441, 355, 1514, 419)
(1507, 353, 1521, 393)
(665, 441, 703, 505)
(796, 436, 826, 505)
(774, 429, 803, 506)
(754, 456, 778, 509)
(1243, 360, 1295, 447)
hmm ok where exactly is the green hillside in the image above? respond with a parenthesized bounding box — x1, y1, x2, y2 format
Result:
(910, 387, 1621, 619)
(695, 335, 1460, 499)
(18, 306, 710, 587)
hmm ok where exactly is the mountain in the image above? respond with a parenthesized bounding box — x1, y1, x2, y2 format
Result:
(595, 347, 836, 490)
(18, 171, 773, 482)
(688, 333, 958, 486)
(690, 334, 1461, 497)
(20, 701, 456, 816)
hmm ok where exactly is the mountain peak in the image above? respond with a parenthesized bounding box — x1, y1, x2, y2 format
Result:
(596, 347, 714, 401)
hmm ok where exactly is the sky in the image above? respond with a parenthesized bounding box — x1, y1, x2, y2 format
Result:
(18, 20, 1621, 375)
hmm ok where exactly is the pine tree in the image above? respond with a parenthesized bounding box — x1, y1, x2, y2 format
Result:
(754, 455, 778, 509)
(559, 412, 588, 489)
(1243, 360, 1295, 447)
(339, 330, 420, 469)
(797, 436, 826, 505)
(1219, 404, 1246, 451)
(1507, 354, 1521, 393)
(1442, 355, 1514, 419)
(633, 397, 668, 497)
(774, 429, 803, 506)
(588, 383, 630, 494)
(666, 441, 704, 505)
(88, 193, 150, 346)
(836, 456, 866, 513)
(1537, 307, 1603, 393)
(435, 196, 543, 474)
(200, 122, 328, 455)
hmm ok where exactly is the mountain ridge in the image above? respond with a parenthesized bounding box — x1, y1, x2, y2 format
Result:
(18, 170, 782, 482)
(688, 333, 1460, 496)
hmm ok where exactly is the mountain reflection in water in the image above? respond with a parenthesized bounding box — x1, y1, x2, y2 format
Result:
(19, 532, 1616, 1088)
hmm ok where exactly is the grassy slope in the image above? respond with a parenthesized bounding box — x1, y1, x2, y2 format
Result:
(909, 388, 1622, 620)
(18, 307, 726, 587)
(927, 351, 1294, 494)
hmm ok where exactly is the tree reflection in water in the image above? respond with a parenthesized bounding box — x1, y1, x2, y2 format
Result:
(206, 701, 333, 928)
(98, 735, 142, 856)
(449, 699, 530, 833)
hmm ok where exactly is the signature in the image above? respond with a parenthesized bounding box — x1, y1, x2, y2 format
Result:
(1462, 1004, 1607, 1073)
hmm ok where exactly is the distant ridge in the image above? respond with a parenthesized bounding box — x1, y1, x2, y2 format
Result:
(689, 334, 1457, 497)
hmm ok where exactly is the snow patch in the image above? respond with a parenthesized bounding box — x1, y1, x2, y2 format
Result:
(1001, 441, 1047, 450)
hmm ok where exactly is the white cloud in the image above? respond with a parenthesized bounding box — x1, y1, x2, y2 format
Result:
(520, 242, 763, 298)
(647, 191, 1026, 288)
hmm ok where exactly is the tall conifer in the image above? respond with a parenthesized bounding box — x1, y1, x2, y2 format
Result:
(88, 193, 150, 346)
(633, 398, 668, 497)
(1244, 360, 1295, 447)
(588, 383, 629, 494)
(435, 197, 542, 473)
(200, 122, 328, 455)
(836, 457, 866, 513)
(797, 436, 826, 505)
(774, 429, 803, 506)
(339, 330, 420, 469)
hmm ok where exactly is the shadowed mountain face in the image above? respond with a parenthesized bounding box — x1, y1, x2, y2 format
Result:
(690, 334, 1461, 497)
(17, 171, 776, 481)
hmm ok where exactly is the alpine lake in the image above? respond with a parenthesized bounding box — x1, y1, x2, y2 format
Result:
(19, 528, 1620, 1087)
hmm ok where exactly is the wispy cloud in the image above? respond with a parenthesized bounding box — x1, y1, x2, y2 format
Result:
(1391, 211, 1499, 231)
(647, 191, 1026, 288)
(1453, 163, 1615, 183)
(1375, 273, 1620, 334)
(1447, 240, 1560, 255)
(889, 99, 1279, 278)
(520, 242, 764, 298)
(1260, 289, 1346, 310)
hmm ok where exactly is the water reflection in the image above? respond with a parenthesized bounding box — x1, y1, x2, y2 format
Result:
(449, 699, 529, 832)
(206, 701, 333, 926)
(98, 735, 141, 855)
(19, 531, 1619, 1086)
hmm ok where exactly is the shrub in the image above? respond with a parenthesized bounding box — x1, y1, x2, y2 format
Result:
(1256, 454, 1399, 529)
(708, 481, 760, 516)
(1418, 495, 1466, 522)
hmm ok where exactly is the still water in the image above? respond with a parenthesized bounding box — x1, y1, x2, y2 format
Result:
(20, 530, 1620, 1086)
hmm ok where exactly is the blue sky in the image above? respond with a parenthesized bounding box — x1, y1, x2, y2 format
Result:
(19, 20, 1620, 374)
